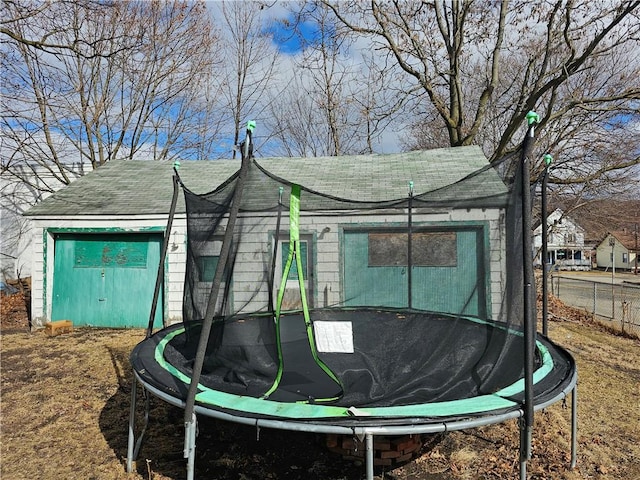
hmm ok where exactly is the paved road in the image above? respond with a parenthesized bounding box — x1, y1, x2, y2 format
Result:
(549, 270, 640, 334)
(551, 270, 640, 286)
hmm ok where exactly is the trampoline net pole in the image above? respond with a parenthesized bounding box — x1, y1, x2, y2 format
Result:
(146, 170, 180, 337)
(407, 183, 413, 310)
(183, 123, 254, 425)
(541, 158, 550, 336)
(522, 113, 538, 448)
(268, 187, 284, 314)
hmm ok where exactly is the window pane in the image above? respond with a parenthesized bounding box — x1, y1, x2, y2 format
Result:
(368, 232, 457, 267)
(198, 255, 219, 282)
(282, 241, 307, 280)
(74, 236, 149, 268)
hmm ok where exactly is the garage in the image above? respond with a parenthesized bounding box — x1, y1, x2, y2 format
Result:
(51, 232, 163, 328)
(24, 151, 506, 328)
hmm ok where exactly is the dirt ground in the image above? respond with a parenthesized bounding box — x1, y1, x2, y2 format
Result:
(1, 291, 639, 480)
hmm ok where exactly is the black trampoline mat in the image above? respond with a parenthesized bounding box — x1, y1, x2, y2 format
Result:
(131, 308, 575, 418)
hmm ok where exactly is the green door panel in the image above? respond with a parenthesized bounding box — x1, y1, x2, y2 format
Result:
(343, 232, 407, 307)
(51, 233, 163, 328)
(409, 231, 480, 314)
(344, 229, 485, 316)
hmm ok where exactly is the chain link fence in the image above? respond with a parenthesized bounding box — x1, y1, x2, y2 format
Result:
(550, 274, 640, 336)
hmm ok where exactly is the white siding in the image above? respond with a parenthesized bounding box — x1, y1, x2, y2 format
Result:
(29, 206, 508, 326)
(227, 207, 505, 320)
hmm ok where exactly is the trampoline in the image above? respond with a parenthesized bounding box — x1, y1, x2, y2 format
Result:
(127, 119, 577, 480)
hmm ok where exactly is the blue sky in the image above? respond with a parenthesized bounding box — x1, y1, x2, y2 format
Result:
(267, 16, 321, 55)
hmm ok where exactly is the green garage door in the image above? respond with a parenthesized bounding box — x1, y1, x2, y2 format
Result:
(51, 233, 163, 328)
(343, 228, 487, 317)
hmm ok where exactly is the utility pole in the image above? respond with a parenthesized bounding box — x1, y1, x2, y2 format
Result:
(609, 236, 616, 277)
(609, 236, 615, 320)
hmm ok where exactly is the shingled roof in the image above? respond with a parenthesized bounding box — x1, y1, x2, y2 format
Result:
(25, 146, 508, 217)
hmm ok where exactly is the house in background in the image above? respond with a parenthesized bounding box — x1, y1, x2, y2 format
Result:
(595, 231, 639, 273)
(24, 146, 512, 329)
(0, 163, 84, 281)
(533, 209, 591, 271)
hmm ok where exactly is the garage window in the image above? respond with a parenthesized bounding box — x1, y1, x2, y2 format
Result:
(368, 232, 457, 267)
(74, 236, 149, 268)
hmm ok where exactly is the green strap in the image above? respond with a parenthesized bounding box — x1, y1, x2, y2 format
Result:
(267, 185, 303, 399)
(275, 184, 302, 320)
(290, 185, 311, 325)
(266, 185, 342, 401)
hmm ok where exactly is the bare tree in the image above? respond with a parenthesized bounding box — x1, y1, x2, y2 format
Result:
(264, 2, 400, 156)
(322, 1, 640, 180)
(215, 1, 282, 157)
(1, 0, 124, 57)
(1, 0, 220, 275)
(264, 75, 327, 157)
(271, 3, 360, 156)
(2, 0, 219, 188)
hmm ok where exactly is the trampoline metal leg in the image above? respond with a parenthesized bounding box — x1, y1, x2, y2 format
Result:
(126, 375, 137, 473)
(571, 384, 578, 469)
(127, 375, 151, 474)
(519, 418, 531, 480)
(184, 412, 197, 480)
(365, 433, 374, 480)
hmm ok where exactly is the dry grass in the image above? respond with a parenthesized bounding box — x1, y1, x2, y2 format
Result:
(1, 296, 639, 480)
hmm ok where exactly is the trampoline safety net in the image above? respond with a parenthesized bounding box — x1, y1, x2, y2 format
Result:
(142, 137, 574, 414)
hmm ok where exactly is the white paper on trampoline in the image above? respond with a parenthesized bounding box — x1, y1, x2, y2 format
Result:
(313, 321, 354, 353)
